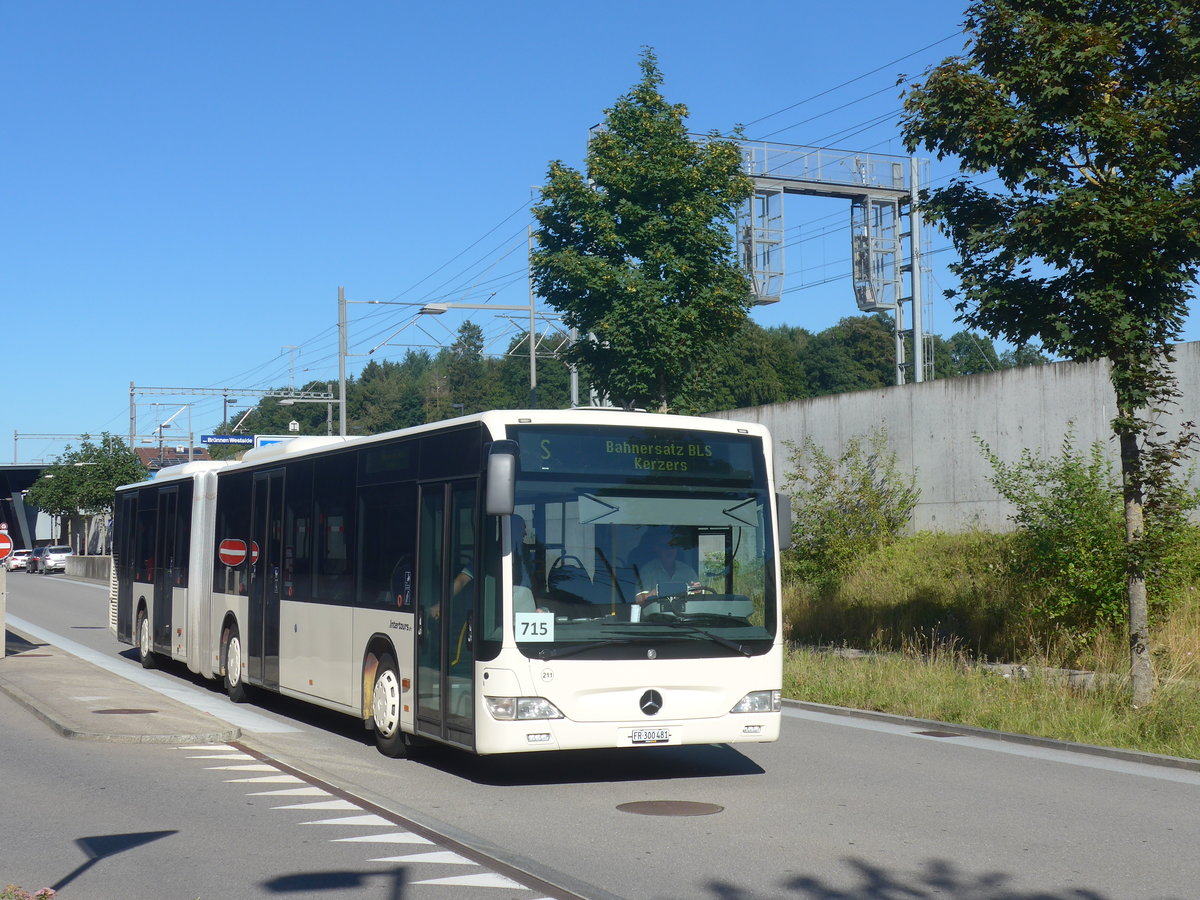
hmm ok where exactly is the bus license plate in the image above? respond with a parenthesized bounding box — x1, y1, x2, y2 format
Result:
(630, 727, 671, 745)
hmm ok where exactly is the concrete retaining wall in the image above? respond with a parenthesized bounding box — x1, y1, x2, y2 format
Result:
(710, 341, 1200, 532)
(67, 555, 112, 583)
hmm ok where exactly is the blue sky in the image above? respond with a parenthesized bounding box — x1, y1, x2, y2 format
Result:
(5, 1, 1196, 463)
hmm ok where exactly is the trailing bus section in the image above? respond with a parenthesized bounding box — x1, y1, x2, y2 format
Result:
(111, 409, 788, 758)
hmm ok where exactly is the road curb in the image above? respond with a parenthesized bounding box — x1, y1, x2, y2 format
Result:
(784, 698, 1200, 773)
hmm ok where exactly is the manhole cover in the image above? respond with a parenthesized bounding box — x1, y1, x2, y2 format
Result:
(92, 709, 158, 715)
(914, 730, 962, 738)
(616, 800, 724, 817)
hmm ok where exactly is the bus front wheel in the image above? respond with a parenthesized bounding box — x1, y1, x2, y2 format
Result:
(223, 624, 249, 704)
(371, 653, 407, 758)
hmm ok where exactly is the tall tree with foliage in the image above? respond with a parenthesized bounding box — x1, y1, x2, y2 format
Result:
(531, 48, 753, 412)
(25, 433, 147, 545)
(902, 0, 1200, 705)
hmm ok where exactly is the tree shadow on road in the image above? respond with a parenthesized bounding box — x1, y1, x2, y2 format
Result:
(708, 856, 1122, 900)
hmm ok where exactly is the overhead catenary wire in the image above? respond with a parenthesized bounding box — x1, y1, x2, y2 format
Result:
(171, 31, 976, 432)
(738, 30, 965, 131)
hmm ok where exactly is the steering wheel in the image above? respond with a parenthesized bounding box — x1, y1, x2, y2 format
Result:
(550, 555, 587, 572)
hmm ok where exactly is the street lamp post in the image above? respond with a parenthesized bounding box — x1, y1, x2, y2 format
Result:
(337, 290, 432, 436)
(222, 395, 239, 430)
(419, 301, 542, 408)
(336, 287, 565, 423)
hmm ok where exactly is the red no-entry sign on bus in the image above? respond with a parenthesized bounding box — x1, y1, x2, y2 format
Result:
(218, 539, 247, 567)
(0, 532, 11, 561)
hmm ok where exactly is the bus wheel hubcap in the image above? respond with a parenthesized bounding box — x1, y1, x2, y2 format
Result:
(374, 670, 400, 737)
(227, 636, 241, 685)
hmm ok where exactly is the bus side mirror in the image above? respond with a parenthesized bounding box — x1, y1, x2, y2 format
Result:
(485, 440, 520, 516)
(775, 492, 793, 551)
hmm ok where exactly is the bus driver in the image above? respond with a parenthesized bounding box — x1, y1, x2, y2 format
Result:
(634, 531, 700, 605)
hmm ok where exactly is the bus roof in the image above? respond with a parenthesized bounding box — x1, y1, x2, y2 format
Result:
(119, 410, 770, 484)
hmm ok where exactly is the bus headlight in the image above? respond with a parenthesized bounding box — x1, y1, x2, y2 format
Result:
(485, 696, 564, 720)
(730, 690, 781, 713)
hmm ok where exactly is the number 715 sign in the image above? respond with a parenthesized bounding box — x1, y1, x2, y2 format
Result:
(514, 612, 554, 642)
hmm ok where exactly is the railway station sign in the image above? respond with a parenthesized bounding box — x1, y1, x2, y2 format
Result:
(201, 434, 254, 446)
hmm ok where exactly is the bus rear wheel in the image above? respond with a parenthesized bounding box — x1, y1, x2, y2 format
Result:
(223, 624, 249, 703)
(137, 611, 158, 669)
(371, 653, 407, 758)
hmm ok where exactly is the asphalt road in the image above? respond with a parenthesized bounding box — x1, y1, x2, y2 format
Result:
(6, 571, 1200, 900)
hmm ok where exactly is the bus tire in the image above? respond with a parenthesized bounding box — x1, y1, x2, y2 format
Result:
(223, 624, 249, 704)
(371, 653, 407, 758)
(137, 610, 158, 670)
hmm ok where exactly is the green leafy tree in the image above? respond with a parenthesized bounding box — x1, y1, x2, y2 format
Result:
(803, 315, 897, 396)
(495, 333, 573, 410)
(531, 48, 753, 412)
(945, 330, 1001, 376)
(902, 0, 1200, 704)
(355, 355, 432, 433)
(997, 343, 1050, 369)
(25, 433, 147, 545)
(444, 320, 500, 414)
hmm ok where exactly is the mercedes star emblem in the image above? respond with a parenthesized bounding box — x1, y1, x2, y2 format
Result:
(639, 689, 664, 716)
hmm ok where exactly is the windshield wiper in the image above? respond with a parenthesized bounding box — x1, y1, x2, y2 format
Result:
(659, 621, 753, 657)
(537, 638, 636, 660)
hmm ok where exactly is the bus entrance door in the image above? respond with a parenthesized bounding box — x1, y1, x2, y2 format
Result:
(415, 479, 477, 749)
(249, 469, 284, 690)
(151, 487, 178, 655)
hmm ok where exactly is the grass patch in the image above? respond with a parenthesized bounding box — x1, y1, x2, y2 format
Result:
(784, 648, 1200, 760)
(781, 530, 1200, 759)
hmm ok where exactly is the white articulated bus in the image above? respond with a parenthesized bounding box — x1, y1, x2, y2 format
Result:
(111, 410, 789, 757)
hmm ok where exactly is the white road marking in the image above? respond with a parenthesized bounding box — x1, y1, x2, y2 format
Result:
(783, 704, 1200, 785)
(412, 873, 528, 888)
(272, 799, 362, 811)
(176, 745, 552, 897)
(300, 814, 393, 827)
(205, 763, 279, 772)
(247, 787, 331, 797)
(333, 832, 433, 845)
(371, 850, 475, 865)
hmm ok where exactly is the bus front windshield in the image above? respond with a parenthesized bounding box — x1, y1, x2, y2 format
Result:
(504, 425, 777, 660)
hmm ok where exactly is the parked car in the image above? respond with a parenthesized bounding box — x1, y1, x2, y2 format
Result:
(26, 547, 49, 574)
(41, 545, 74, 574)
(5, 548, 32, 572)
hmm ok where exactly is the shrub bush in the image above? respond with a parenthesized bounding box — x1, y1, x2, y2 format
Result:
(782, 427, 919, 587)
(979, 432, 1200, 642)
